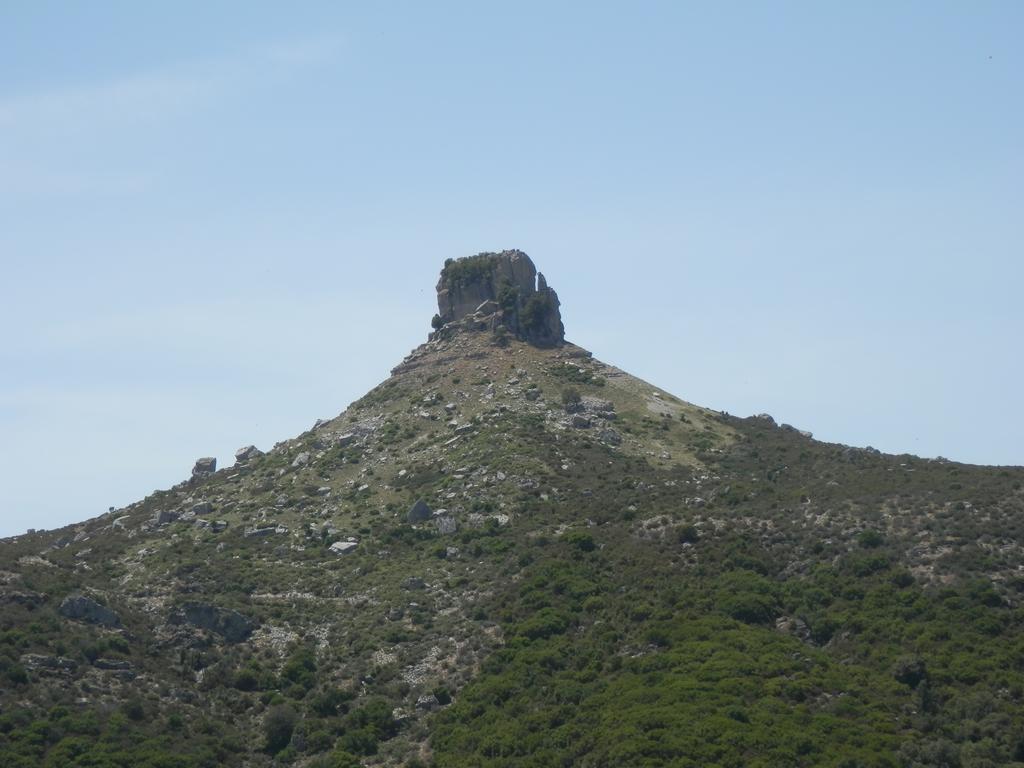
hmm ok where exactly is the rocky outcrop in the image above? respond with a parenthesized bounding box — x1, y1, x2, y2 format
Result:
(432, 250, 564, 346)
(172, 602, 257, 643)
(192, 457, 216, 480)
(59, 594, 121, 627)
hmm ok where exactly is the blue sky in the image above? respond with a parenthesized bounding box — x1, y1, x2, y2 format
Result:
(1, 2, 1021, 536)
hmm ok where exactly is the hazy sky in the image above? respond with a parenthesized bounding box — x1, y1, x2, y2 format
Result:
(2, 2, 1021, 537)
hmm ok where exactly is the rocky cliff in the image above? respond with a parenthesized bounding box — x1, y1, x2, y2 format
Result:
(432, 250, 564, 347)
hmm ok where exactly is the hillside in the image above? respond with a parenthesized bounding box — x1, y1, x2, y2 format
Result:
(2, 251, 1023, 768)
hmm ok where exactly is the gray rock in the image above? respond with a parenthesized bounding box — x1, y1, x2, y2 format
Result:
(329, 540, 358, 555)
(211, 520, 228, 533)
(174, 602, 256, 643)
(243, 525, 279, 538)
(291, 451, 310, 468)
(234, 445, 263, 463)
(435, 516, 458, 535)
(599, 429, 622, 446)
(402, 576, 426, 590)
(571, 414, 591, 429)
(192, 457, 216, 478)
(152, 509, 179, 525)
(337, 432, 357, 447)
(59, 594, 121, 627)
(191, 501, 213, 516)
(407, 499, 432, 523)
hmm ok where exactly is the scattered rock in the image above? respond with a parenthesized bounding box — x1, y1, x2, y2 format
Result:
(571, 414, 591, 429)
(402, 577, 426, 591)
(599, 429, 622, 446)
(292, 452, 311, 468)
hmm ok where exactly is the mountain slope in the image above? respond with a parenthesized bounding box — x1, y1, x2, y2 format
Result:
(2, 252, 1023, 768)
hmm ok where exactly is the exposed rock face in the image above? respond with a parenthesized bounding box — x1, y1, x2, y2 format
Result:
(433, 250, 564, 346)
(173, 602, 257, 643)
(59, 595, 121, 627)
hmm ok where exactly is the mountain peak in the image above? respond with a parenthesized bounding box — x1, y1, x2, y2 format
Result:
(431, 250, 564, 347)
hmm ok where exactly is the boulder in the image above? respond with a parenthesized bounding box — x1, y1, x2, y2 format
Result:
(152, 509, 179, 525)
(402, 576, 426, 590)
(435, 516, 458, 535)
(234, 445, 262, 463)
(407, 499, 432, 523)
(599, 429, 622, 446)
(59, 594, 121, 627)
(571, 414, 591, 429)
(292, 451, 311, 468)
(329, 540, 358, 556)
